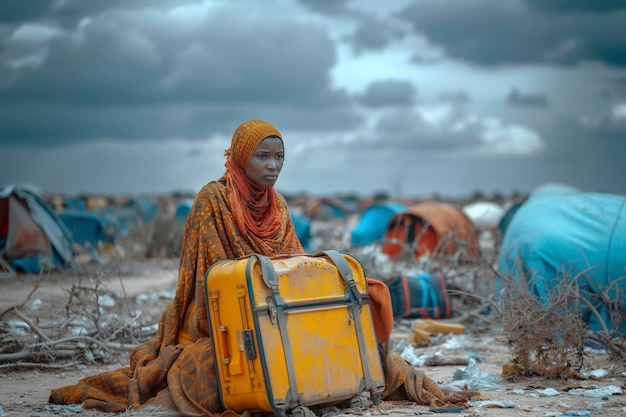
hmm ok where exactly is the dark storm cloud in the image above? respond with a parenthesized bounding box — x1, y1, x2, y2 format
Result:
(299, 0, 405, 54)
(371, 108, 483, 154)
(296, 0, 351, 16)
(357, 80, 416, 107)
(398, 0, 626, 67)
(0, 0, 196, 24)
(507, 88, 550, 108)
(343, 15, 406, 53)
(525, 0, 626, 14)
(0, 2, 360, 145)
(0, 0, 55, 23)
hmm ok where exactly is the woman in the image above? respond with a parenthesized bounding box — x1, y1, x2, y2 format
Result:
(50, 120, 475, 415)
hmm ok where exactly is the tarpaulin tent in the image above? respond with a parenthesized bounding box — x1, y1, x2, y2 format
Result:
(382, 200, 480, 261)
(303, 197, 348, 220)
(462, 201, 504, 231)
(497, 191, 626, 338)
(59, 211, 118, 263)
(351, 201, 407, 246)
(175, 199, 194, 224)
(105, 197, 156, 236)
(0, 185, 74, 275)
(497, 201, 524, 237)
(289, 210, 312, 251)
(63, 197, 86, 212)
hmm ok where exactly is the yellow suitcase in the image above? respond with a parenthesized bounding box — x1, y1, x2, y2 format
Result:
(204, 250, 385, 416)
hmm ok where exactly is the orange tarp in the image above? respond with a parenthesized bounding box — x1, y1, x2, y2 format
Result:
(382, 201, 479, 261)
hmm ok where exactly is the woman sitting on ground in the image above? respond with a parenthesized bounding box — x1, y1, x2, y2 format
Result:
(50, 120, 477, 415)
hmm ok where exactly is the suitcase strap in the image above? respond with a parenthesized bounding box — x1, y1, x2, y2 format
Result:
(319, 250, 376, 394)
(318, 250, 363, 305)
(254, 250, 376, 403)
(253, 254, 300, 407)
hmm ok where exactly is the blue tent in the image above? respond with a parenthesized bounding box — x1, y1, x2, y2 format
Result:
(59, 211, 118, 263)
(497, 191, 626, 338)
(304, 198, 348, 220)
(63, 197, 86, 212)
(175, 199, 195, 224)
(351, 201, 407, 246)
(497, 201, 524, 237)
(0, 185, 74, 274)
(289, 210, 312, 251)
(138, 199, 158, 223)
(105, 198, 155, 236)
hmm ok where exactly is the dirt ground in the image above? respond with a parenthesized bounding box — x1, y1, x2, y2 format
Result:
(1, 261, 625, 417)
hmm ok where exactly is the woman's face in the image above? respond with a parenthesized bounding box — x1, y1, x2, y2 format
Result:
(245, 136, 284, 188)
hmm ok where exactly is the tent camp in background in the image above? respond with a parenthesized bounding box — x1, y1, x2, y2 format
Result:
(58, 211, 118, 264)
(105, 197, 157, 236)
(497, 200, 525, 238)
(351, 201, 407, 247)
(303, 197, 349, 221)
(382, 200, 480, 262)
(497, 189, 626, 341)
(0, 185, 74, 275)
(461, 201, 504, 232)
(174, 199, 194, 224)
(498, 183, 579, 239)
(289, 210, 312, 251)
(63, 197, 87, 212)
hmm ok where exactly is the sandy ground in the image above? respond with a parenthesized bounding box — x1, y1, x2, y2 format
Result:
(1, 261, 625, 417)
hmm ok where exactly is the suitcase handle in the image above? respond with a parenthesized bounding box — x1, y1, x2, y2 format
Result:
(219, 325, 230, 364)
(253, 255, 284, 303)
(254, 250, 364, 305)
(317, 250, 363, 305)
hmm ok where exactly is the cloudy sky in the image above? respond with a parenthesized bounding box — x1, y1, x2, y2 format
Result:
(1, 0, 625, 200)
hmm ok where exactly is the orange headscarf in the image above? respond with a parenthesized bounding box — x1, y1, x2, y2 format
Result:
(219, 120, 286, 253)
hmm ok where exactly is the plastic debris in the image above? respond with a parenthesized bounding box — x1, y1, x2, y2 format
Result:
(401, 351, 469, 367)
(467, 351, 487, 363)
(441, 333, 474, 349)
(6, 319, 30, 336)
(568, 385, 623, 398)
(25, 298, 43, 311)
(587, 368, 608, 379)
(470, 400, 518, 408)
(448, 358, 502, 390)
(430, 405, 466, 413)
(537, 388, 561, 396)
(98, 293, 116, 308)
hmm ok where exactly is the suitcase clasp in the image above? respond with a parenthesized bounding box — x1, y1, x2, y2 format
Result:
(266, 297, 279, 327)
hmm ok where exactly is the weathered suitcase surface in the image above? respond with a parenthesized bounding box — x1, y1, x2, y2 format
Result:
(204, 250, 385, 416)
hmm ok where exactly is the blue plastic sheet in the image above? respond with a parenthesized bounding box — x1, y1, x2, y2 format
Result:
(497, 192, 626, 337)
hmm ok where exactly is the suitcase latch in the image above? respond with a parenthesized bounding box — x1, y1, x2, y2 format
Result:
(266, 297, 278, 327)
(238, 329, 257, 360)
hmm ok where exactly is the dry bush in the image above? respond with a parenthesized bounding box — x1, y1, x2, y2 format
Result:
(0, 266, 161, 369)
(494, 269, 588, 377)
